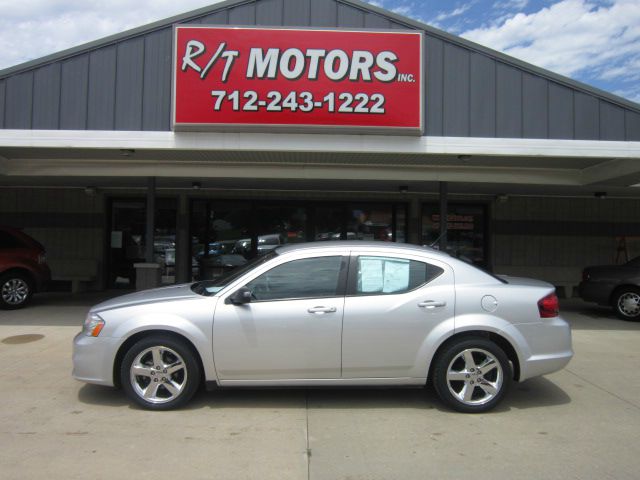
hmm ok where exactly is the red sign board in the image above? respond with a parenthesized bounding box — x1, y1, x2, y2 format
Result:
(172, 26, 423, 134)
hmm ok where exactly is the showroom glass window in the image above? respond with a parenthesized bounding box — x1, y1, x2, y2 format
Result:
(354, 256, 443, 295)
(422, 204, 487, 268)
(246, 256, 343, 301)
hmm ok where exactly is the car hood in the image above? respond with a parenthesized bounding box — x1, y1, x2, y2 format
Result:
(92, 284, 200, 312)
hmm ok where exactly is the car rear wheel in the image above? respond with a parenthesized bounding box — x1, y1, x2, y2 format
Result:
(433, 338, 512, 413)
(0, 272, 33, 310)
(613, 288, 640, 321)
(120, 335, 201, 410)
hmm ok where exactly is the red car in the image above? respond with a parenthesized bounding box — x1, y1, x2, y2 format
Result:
(0, 227, 51, 309)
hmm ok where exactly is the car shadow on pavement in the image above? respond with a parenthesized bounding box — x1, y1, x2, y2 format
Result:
(497, 377, 571, 411)
(78, 377, 571, 412)
(561, 300, 640, 331)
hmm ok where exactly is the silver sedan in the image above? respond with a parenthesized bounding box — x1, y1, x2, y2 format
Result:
(73, 242, 572, 413)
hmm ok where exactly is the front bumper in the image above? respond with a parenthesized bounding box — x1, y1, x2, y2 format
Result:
(72, 332, 121, 387)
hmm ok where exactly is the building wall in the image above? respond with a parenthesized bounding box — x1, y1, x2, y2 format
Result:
(492, 196, 640, 294)
(1, 0, 638, 139)
(0, 188, 105, 290)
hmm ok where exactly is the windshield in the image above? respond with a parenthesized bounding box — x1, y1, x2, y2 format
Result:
(191, 251, 278, 296)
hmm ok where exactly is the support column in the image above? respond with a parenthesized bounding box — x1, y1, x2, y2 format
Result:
(145, 177, 156, 263)
(439, 181, 448, 252)
(176, 193, 190, 284)
(135, 177, 161, 290)
(408, 196, 421, 245)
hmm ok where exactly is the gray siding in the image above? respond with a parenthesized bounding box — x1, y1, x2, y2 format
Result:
(443, 44, 469, 136)
(574, 92, 599, 140)
(496, 63, 522, 138)
(425, 37, 444, 136)
(338, 3, 365, 27)
(548, 83, 574, 139)
(60, 56, 88, 129)
(0, 80, 4, 128)
(143, 29, 173, 131)
(87, 46, 116, 130)
(469, 52, 495, 137)
(33, 64, 61, 129)
(0, 0, 638, 140)
(256, 0, 283, 25)
(310, 0, 337, 27)
(627, 111, 640, 141)
(115, 38, 145, 130)
(522, 73, 547, 138)
(600, 102, 625, 141)
(229, 2, 256, 24)
(5, 72, 33, 129)
(284, 0, 310, 26)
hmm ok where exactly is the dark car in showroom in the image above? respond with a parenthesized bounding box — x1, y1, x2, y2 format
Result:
(0, 226, 51, 309)
(579, 256, 640, 321)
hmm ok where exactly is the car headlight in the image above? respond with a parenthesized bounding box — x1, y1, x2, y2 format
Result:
(83, 313, 105, 337)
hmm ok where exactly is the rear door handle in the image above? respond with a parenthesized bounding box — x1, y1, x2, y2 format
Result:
(307, 306, 337, 314)
(418, 300, 447, 309)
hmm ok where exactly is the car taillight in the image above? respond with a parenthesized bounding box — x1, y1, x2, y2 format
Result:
(538, 293, 559, 318)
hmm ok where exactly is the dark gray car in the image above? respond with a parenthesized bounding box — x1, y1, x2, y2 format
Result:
(579, 257, 640, 321)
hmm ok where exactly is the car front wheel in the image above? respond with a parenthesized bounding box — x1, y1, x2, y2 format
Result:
(433, 338, 512, 413)
(613, 288, 640, 321)
(0, 272, 33, 310)
(120, 335, 201, 410)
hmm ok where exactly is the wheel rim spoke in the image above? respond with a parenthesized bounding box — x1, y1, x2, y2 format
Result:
(151, 347, 164, 368)
(619, 293, 640, 316)
(478, 358, 497, 375)
(143, 381, 161, 399)
(447, 348, 503, 406)
(463, 350, 477, 370)
(130, 345, 187, 404)
(2, 279, 29, 305)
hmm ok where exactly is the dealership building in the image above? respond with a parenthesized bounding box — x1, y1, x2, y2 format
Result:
(1, 0, 640, 295)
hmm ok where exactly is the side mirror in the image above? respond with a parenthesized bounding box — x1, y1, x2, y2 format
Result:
(227, 287, 252, 305)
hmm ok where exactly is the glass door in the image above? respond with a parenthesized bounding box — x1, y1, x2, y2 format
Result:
(108, 198, 177, 288)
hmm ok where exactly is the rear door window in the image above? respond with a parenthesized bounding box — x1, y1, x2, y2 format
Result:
(352, 256, 443, 295)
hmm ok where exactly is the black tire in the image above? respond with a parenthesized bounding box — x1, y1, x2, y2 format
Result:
(613, 287, 640, 321)
(433, 337, 512, 413)
(120, 335, 201, 410)
(0, 272, 33, 310)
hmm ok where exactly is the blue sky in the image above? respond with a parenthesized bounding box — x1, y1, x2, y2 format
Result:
(0, 0, 638, 104)
(368, 0, 640, 103)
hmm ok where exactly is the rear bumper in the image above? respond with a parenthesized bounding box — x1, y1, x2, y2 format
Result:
(578, 281, 612, 305)
(503, 317, 573, 381)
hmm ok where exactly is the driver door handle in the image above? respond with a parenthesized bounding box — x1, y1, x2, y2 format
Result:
(307, 306, 337, 314)
(418, 300, 447, 309)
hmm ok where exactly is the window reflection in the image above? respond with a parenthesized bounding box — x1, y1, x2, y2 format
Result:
(191, 200, 408, 280)
(422, 204, 486, 268)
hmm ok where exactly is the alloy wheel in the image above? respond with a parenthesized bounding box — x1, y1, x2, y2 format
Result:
(617, 292, 640, 317)
(1, 278, 30, 306)
(446, 348, 504, 406)
(129, 346, 188, 404)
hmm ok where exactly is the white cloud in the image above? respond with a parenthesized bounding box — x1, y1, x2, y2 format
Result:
(434, 4, 474, 23)
(461, 0, 640, 83)
(0, 0, 220, 70)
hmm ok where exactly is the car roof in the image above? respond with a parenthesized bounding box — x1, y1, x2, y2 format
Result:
(275, 241, 450, 258)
